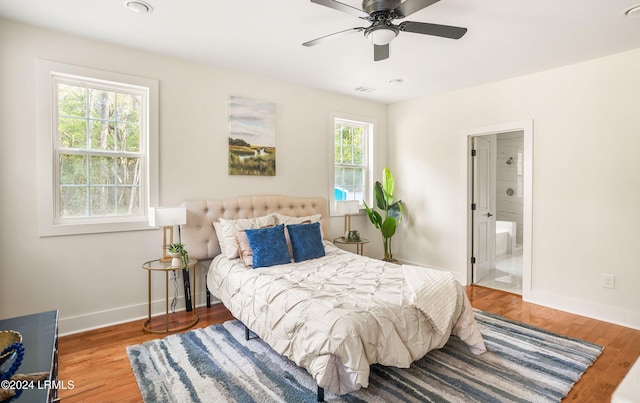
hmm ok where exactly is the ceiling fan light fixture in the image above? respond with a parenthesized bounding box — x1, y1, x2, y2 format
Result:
(365, 25, 399, 45)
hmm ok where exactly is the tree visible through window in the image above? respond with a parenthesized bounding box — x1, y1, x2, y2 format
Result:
(55, 78, 145, 220)
(334, 119, 368, 202)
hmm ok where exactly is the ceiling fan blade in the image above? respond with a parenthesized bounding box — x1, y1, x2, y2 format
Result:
(399, 21, 467, 39)
(374, 44, 389, 61)
(303, 27, 365, 47)
(310, 0, 368, 18)
(393, 0, 440, 18)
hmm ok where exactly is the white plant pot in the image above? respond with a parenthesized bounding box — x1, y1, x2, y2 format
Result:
(168, 252, 181, 268)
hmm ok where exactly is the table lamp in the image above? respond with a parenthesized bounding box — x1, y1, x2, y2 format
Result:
(337, 200, 360, 237)
(149, 206, 187, 262)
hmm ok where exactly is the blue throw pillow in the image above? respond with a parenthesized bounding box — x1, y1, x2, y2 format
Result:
(245, 224, 291, 269)
(287, 222, 325, 262)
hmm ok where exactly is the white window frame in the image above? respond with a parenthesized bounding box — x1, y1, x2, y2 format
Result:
(329, 112, 376, 217)
(37, 60, 158, 236)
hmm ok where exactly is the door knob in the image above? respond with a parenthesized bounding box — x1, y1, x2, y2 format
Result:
(486, 212, 493, 217)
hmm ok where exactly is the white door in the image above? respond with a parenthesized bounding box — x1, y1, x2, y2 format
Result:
(472, 135, 496, 282)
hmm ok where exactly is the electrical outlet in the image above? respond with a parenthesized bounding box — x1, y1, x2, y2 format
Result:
(601, 273, 615, 289)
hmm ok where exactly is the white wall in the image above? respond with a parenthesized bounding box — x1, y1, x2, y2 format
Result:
(0, 19, 387, 334)
(388, 48, 640, 329)
(4, 17, 636, 334)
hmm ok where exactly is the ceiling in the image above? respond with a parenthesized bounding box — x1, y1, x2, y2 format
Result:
(1, 0, 640, 104)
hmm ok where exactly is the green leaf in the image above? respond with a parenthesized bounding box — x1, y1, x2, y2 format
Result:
(388, 200, 403, 222)
(363, 200, 382, 228)
(374, 181, 386, 210)
(381, 217, 397, 239)
(382, 167, 394, 205)
(371, 210, 382, 228)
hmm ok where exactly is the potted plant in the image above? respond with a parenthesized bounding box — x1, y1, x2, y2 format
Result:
(167, 243, 189, 269)
(363, 167, 403, 262)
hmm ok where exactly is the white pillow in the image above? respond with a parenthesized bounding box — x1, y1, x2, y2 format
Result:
(218, 214, 275, 259)
(235, 231, 253, 267)
(212, 221, 226, 256)
(274, 212, 321, 226)
(275, 212, 323, 240)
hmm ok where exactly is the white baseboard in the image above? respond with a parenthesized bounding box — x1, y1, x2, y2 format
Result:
(58, 292, 221, 336)
(525, 289, 640, 331)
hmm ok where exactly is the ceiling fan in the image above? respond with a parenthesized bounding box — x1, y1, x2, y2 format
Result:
(303, 0, 467, 61)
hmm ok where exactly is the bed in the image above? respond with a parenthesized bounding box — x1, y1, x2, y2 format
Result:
(181, 195, 486, 397)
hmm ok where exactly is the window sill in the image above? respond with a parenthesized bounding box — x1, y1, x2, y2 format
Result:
(39, 219, 154, 237)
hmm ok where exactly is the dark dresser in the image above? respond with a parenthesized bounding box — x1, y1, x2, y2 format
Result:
(0, 310, 59, 402)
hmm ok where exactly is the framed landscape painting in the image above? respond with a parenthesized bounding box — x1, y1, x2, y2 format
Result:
(228, 96, 276, 176)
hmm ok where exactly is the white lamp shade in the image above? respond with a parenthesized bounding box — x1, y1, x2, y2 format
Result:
(336, 200, 360, 215)
(149, 206, 187, 227)
(366, 27, 398, 45)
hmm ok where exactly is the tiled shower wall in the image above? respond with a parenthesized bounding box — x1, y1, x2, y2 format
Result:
(496, 131, 524, 245)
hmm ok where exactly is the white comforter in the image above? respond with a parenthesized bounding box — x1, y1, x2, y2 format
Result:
(207, 241, 485, 395)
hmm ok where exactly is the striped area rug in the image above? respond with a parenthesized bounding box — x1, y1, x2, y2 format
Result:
(127, 311, 603, 402)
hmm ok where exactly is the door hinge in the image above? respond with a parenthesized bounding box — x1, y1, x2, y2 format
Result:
(470, 257, 476, 264)
(471, 149, 477, 157)
(471, 203, 476, 210)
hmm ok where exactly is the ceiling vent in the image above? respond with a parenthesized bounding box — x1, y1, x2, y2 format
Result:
(354, 86, 376, 93)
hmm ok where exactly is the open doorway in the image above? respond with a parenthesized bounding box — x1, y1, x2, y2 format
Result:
(465, 121, 533, 297)
(473, 131, 524, 294)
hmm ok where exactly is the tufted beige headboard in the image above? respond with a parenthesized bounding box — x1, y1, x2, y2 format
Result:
(180, 195, 330, 261)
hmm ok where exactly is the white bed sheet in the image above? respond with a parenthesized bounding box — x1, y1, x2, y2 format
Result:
(207, 241, 484, 395)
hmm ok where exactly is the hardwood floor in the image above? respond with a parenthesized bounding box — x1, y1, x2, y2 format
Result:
(56, 305, 234, 401)
(57, 285, 640, 402)
(467, 286, 640, 402)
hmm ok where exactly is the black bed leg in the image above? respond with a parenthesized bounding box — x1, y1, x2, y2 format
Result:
(205, 275, 211, 308)
(317, 386, 324, 402)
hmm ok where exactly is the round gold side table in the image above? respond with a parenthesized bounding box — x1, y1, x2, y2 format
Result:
(141, 258, 199, 333)
(333, 237, 369, 256)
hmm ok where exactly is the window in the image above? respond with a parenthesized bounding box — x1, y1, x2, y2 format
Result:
(37, 61, 158, 236)
(329, 113, 375, 216)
